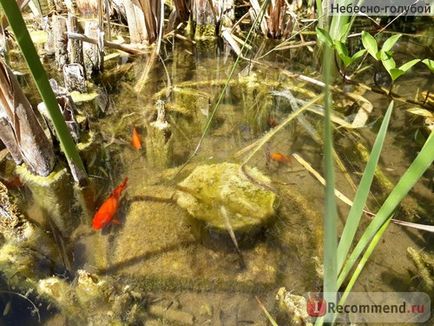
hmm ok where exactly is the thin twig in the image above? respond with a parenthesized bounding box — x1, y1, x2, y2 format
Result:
(0, 290, 41, 322)
(255, 296, 278, 326)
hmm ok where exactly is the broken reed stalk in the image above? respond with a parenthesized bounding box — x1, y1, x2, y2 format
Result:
(1, 0, 87, 183)
(0, 59, 55, 176)
(66, 32, 147, 55)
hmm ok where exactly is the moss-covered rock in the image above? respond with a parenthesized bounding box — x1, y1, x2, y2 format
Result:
(176, 163, 276, 233)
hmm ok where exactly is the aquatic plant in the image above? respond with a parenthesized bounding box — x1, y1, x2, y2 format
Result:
(0, 0, 87, 183)
(318, 43, 434, 326)
(361, 31, 420, 87)
(316, 27, 366, 76)
(320, 23, 338, 317)
(314, 6, 434, 323)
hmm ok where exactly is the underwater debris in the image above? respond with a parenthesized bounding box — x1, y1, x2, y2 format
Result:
(407, 247, 434, 294)
(38, 269, 148, 324)
(16, 164, 78, 237)
(0, 181, 62, 266)
(276, 287, 311, 326)
(63, 63, 87, 93)
(146, 100, 173, 168)
(148, 304, 194, 325)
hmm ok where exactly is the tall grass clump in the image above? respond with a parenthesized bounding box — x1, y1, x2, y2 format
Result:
(317, 27, 434, 326)
(316, 1, 434, 324)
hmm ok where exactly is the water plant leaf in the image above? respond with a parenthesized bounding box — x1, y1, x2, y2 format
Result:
(338, 22, 351, 41)
(387, 59, 420, 81)
(382, 56, 396, 72)
(316, 27, 333, 47)
(334, 219, 391, 324)
(338, 130, 434, 288)
(381, 34, 402, 52)
(351, 49, 366, 61)
(322, 39, 338, 317)
(422, 58, 434, 73)
(399, 58, 421, 72)
(388, 68, 405, 81)
(334, 41, 349, 57)
(337, 101, 393, 271)
(379, 50, 391, 61)
(334, 41, 351, 67)
(407, 107, 433, 118)
(361, 31, 378, 60)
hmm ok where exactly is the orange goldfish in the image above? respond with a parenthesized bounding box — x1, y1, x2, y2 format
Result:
(131, 127, 142, 150)
(270, 152, 292, 164)
(92, 177, 128, 230)
(0, 176, 22, 189)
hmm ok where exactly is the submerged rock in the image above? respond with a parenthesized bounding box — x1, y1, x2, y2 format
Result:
(276, 287, 312, 326)
(38, 269, 146, 325)
(176, 163, 276, 233)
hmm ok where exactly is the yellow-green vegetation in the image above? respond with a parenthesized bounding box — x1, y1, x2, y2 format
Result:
(16, 164, 77, 236)
(176, 163, 276, 232)
(194, 24, 216, 40)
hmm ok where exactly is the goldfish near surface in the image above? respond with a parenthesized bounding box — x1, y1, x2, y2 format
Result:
(92, 177, 128, 230)
(269, 152, 292, 164)
(131, 127, 142, 150)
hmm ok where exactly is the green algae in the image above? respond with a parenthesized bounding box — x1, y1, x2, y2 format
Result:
(176, 163, 276, 232)
(16, 164, 77, 236)
(194, 24, 216, 40)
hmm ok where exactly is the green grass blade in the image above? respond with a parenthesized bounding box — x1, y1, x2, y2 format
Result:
(337, 101, 393, 271)
(0, 0, 86, 179)
(338, 130, 434, 288)
(333, 219, 391, 323)
(322, 39, 338, 317)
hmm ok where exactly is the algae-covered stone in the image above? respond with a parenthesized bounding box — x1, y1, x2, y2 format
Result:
(276, 287, 312, 326)
(75, 270, 109, 306)
(176, 163, 276, 232)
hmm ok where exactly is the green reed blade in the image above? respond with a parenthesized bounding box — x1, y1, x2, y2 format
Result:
(338, 130, 434, 288)
(337, 101, 393, 272)
(333, 219, 391, 324)
(322, 38, 338, 318)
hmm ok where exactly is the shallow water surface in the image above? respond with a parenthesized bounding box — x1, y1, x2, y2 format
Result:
(1, 38, 433, 325)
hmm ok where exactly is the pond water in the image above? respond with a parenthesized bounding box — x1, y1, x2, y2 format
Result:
(1, 36, 433, 325)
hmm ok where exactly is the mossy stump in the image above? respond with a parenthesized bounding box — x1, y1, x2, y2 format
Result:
(16, 164, 78, 236)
